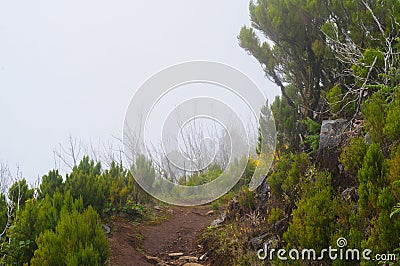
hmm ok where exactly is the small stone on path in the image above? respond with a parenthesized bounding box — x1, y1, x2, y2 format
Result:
(168, 252, 184, 258)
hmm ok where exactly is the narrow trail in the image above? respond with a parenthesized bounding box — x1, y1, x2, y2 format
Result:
(109, 205, 215, 266)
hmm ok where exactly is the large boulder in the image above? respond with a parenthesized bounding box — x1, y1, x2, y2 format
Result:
(319, 119, 348, 149)
(317, 119, 348, 186)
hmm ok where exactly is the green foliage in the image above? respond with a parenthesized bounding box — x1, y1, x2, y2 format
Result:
(364, 187, 400, 257)
(131, 154, 156, 193)
(31, 206, 108, 265)
(326, 85, 343, 114)
(8, 179, 34, 210)
(388, 149, 400, 219)
(353, 143, 400, 257)
(0, 194, 8, 235)
(267, 207, 283, 225)
(352, 49, 385, 84)
(103, 161, 153, 209)
(3, 1, 400, 264)
(271, 90, 300, 152)
(340, 137, 368, 177)
(65, 156, 106, 212)
(256, 100, 276, 156)
(183, 163, 223, 186)
(122, 200, 145, 218)
(1, 155, 156, 264)
(7, 199, 38, 265)
(326, 85, 356, 118)
(357, 144, 386, 219)
(5, 192, 83, 265)
(301, 117, 321, 155)
(200, 219, 267, 266)
(237, 186, 256, 212)
(38, 170, 63, 199)
(362, 93, 386, 143)
(240, 0, 333, 120)
(210, 201, 220, 212)
(384, 94, 400, 141)
(266, 153, 309, 202)
(303, 117, 321, 136)
(391, 201, 400, 219)
(284, 172, 339, 254)
(227, 1, 400, 264)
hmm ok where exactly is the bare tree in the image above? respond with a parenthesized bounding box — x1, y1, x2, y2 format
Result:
(139, 115, 257, 184)
(10, 166, 24, 212)
(323, 1, 400, 122)
(53, 134, 128, 173)
(53, 135, 83, 171)
(0, 204, 12, 241)
(0, 164, 22, 241)
(0, 163, 10, 196)
(87, 136, 125, 169)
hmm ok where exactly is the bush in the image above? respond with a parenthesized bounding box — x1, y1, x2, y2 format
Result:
(31, 206, 109, 265)
(284, 172, 339, 255)
(384, 95, 400, 141)
(339, 136, 368, 177)
(267, 207, 284, 225)
(362, 93, 386, 143)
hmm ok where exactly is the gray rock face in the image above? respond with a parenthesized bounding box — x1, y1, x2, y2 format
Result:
(319, 119, 348, 149)
(317, 119, 348, 182)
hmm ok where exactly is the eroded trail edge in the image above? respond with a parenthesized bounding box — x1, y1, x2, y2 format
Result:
(109, 205, 215, 266)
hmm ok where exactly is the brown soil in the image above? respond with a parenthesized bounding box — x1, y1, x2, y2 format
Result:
(108, 205, 215, 266)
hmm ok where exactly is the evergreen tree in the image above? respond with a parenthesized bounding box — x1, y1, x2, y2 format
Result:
(38, 170, 63, 199)
(31, 206, 108, 265)
(65, 156, 106, 212)
(8, 179, 33, 211)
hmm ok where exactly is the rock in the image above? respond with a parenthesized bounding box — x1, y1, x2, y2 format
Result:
(198, 252, 207, 261)
(206, 210, 214, 216)
(168, 252, 184, 258)
(255, 176, 270, 202)
(154, 205, 162, 211)
(177, 256, 198, 263)
(249, 232, 270, 250)
(342, 187, 358, 202)
(250, 234, 278, 250)
(102, 224, 111, 234)
(317, 119, 349, 184)
(210, 212, 226, 227)
(319, 119, 348, 149)
(145, 255, 163, 264)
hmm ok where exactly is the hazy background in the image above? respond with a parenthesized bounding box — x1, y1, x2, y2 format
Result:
(0, 0, 279, 184)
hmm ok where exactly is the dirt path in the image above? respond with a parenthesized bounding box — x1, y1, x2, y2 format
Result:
(109, 205, 215, 266)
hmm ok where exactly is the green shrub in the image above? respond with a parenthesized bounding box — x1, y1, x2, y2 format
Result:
(267, 207, 284, 225)
(339, 136, 368, 177)
(31, 206, 108, 266)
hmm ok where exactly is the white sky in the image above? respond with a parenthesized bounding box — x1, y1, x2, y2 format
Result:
(0, 0, 279, 184)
